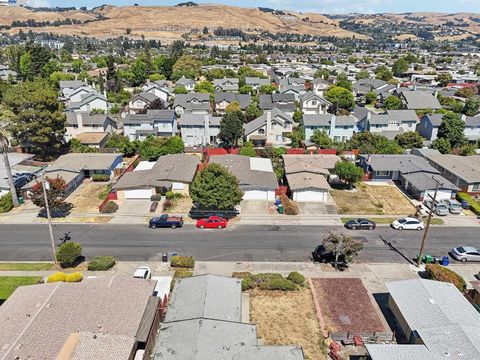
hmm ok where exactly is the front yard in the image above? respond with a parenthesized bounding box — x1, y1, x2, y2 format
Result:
(331, 183, 416, 215)
(0, 276, 43, 302)
(67, 181, 111, 213)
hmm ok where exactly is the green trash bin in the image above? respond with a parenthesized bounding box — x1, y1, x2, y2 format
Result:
(18, 197, 24, 204)
(424, 254, 434, 264)
(277, 205, 284, 214)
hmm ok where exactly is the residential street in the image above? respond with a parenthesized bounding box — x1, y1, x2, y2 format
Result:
(0, 224, 478, 264)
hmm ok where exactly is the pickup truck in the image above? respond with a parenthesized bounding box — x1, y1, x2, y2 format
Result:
(149, 214, 184, 229)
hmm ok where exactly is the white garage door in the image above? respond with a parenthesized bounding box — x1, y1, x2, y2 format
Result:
(424, 189, 452, 201)
(125, 189, 153, 199)
(293, 191, 327, 202)
(243, 190, 269, 200)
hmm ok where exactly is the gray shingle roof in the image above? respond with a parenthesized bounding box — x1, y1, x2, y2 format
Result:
(244, 108, 292, 135)
(302, 114, 334, 127)
(66, 112, 116, 126)
(49, 153, 123, 172)
(214, 92, 251, 109)
(245, 77, 270, 87)
(385, 110, 418, 122)
(174, 93, 210, 111)
(361, 154, 439, 174)
(427, 155, 480, 183)
(123, 110, 175, 124)
(300, 91, 331, 105)
(423, 114, 444, 126)
(213, 78, 239, 91)
(401, 91, 442, 110)
(175, 76, 195, 87)
(400, 172, 459, 191)
(259, 93, 295, 112)
(179, 114, 221, 127)
(59, 80, 85, 89)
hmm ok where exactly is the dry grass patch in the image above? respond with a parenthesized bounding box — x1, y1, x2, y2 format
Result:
(250, 288, 326, 360)
(168, 195, 193, 214)
(67, 182, 109, 213)
(331, 183, 415, 215)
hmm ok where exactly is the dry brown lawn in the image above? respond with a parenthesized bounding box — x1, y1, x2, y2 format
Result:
(67, 182, 109, 213)
(250, 288, 326, 360)
(331, 183, 415, 215)
(169, 196, 193, 214)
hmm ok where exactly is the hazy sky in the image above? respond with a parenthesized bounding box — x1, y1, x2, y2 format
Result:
(35, 0, 480, 14)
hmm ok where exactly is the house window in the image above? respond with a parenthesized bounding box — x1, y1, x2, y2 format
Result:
(283, 122, 291, 129)
(311, 100, 317, 106)
(258, 128, 265, 135)
(374, 171, 392, 177)
(271, 123, 276, 130)
(472, 183, 480, 191)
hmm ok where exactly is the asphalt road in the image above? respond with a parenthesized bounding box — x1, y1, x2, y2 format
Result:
(0, 224, 478, 264)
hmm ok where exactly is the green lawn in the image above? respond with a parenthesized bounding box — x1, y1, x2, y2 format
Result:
(0, 263, 54, 271)
(0, 276, 43, 301)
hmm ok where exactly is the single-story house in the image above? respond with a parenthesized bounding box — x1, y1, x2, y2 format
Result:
(209, 155, 278, 201)
(0, 152, 41, 196)
(74, 132, 110, 148)
(399, 91, 442, 110)
(366, 279, 480, 360)
(282, 154, 341, 202)
(114, 154, 200, 199)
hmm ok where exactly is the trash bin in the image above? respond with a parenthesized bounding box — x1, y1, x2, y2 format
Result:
(18, 197, 24, 204)
(424, 254, 434, 264)
(441, 256, 449, 266)
(161, 253, 168, 262)
(277, 205, 284, 214)
(275, 198, 281, 206)
(461, 200, 470, 210)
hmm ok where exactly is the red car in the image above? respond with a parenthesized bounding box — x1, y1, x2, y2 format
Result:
(196, 216, 227, 229)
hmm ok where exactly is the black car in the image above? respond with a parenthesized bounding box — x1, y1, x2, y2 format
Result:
(312, 245, 346, 264)
(344, 218, 376, 230)
(149, 214, 184, 229)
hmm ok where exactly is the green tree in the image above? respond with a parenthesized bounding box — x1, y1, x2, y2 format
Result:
(287, 127, 305, 148)
(334, 161, 363, 188)
(4, 80, 66, 160)
(459, 144, 476, 156)
(245, 102, 262, 122)
(239, 85, 253, 95)
(356, 70, 370, 81)
(218, 111, 244, 147)
(322, 232, 364, 269)
(383, 95, 402, 110)
(69, 138, 97, 153)
(19, 52, 32, 80)
(56, 241, 82, 267)
(225, 101, 241, 113)
(437, 112, 467, 149)
(154, 55, 175, 80)
(258, 84, 276, 94)
(293, 109, 303, 123)
(173, 86, 188, 94)
(239, 141, 257, 157)
(395, 131, 425, 149)
(375, 65, 393, 81)
(392, 58, 409, 77)
(431, 137, 452, 154)
(105, 134, 138, 156)
(194, 81, 214, 94)
(314, 68, 330, 80)
(71, 59, 84, 74)
(346, 132, 403, 154)
(436, 73, 453, 87)
(26, 43, 52, 78)
(172, 55, 202, 81)
(463, 97, 480, 117)
(335, 73, 352, 91)
(30, 176, 72, 217)
(130, 59, 147, 87)
(139, 135, 184, 161)
(324, 86, 355, 112)
(189, 163, 243, 210)
(310, 129, 333, 148)
(365, 91, 377, 105)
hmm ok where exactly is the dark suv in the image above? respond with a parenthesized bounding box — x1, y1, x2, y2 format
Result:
(312, 245, 346, 264)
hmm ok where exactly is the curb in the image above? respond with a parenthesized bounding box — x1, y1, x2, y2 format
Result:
(308, 277, 329, 338)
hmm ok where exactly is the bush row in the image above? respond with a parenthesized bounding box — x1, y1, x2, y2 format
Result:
(0, 192, 13, 213)
(47, 271, 83, 283)
(88, 256, 116, 271)
(92, 174, 110, 182)
(171, 255, 195, 268)
(233, 271, 305, 291)
(100, 201, 119, 214)
(426, 264, 466, 292)
(456, 192, 480, 215)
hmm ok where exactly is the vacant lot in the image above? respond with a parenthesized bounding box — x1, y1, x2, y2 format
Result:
(67, 182, 109, 213)
(311, 278, 386, 334)
(331, 183, 415, 215)
(0, 276, 43, 301)
(250, 288, 326, 360)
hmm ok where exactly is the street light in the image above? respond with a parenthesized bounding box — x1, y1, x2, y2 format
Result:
(41, 173, 57, 265)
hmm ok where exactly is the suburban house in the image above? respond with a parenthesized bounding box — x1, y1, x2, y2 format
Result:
(366, 279, 480, 360)
(0, 152, 41, 196)
(399, 91, 442, 110)
(417, 113, 444, 141)
(59, 80, 88, 99)
(359, 154, 459, 200)
(143, 80, 172, 102)
(245, 76, 270, 90)
(210, 155, 278, 201)
(214, 92, 251, 113)
(0, 277, 159, 360)
(244, 108, 294, 147)
(282, 154, 341, 202)
(463, 114, 480, 142)
(66, 92, 109, 113)
(65, 84, 97, 103)
(311, 78, 330, 96)
(173, 93, 211, 115)
(259, 93, 296, 115)
(65, 112, 118, 141)
(152, 275, 304, 359)
(213, 78, 239, 92)
(74, 132, 110, 149)
(179, 114, 221, 147)
(114, 154, 200, 199)
(358, 110, 418, 139)
(352, 78, 390, 98)
(280, 85, 306, 101)
(128, 92, 166, 114)
(123, 110, 177, 141)
(279, 77, 306, 89)
(300, 92, 331, 115)
(303, 114, 356, 142)
(175, 76, 196, 92)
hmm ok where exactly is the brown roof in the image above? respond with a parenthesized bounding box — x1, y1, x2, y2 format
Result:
(75, 132, 109, 145)
(286, 172, 331, 191)
(282, 154, 341, 175)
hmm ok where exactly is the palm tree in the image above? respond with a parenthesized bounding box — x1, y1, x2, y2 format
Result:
(0, 125, 20, 207)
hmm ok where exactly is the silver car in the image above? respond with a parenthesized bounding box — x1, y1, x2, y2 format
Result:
(451, 246, 480, 262)
(423, 200, 449, 216)
(442, 199, 463, 214)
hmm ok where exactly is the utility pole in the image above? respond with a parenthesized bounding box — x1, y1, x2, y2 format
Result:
(417, 178, 440, 267)
(41, 173, 57, 265)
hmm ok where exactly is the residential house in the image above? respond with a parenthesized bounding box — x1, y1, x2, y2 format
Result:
(399, 91, 442, 110)
(352, 78, 390, 98)
(300, 92, 331, 115)
(65, 113, 118, 141)
(0, 64, 17, 81)
(303, 114, 356, 142)
(280, 85, 306, 101)
(259, 93, 295, 115)
(359, 110, 418, 139)
(417, 113, 444, 141)
(128, 92, 167, 114)
(245, 77, 270, 90)
(173, 93, 211, 115)
(59, 80, 87, 99)
(283, 154, 341, 202)
(210, 155, 278, 200)
(114, 154, 200, 199)
(66, 84, 97, 103)
(74, 132, 110, 149)
(180, 114, 221, 146)
(66, 92, 109, 113)
(279, 77, 306, 89)
(0, 277, 159, 360)
(213, 78, 239, 92)
(152, 275, 304, 359)
(0, 152, 41, 196)
(175, 76, 196, 92)
(143, 80, 172, 102)
(366, 279, 480, 360)
(244, 108, 294, 147)
(214, 92, 251, 113)
(311, 78, 330, 96)
(463, 114, 480, 142)
(123, 110, 177, 141)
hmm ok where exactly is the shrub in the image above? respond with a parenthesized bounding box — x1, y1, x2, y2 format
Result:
(171, 255, 195, 268)
(0, 192, 13, 213)
(65, 272, 83, 282)
(252, 273, 283, 283)
(151, 194, 162, 201)
(88, 256, 116, 271)
(48, 272, 66, 283)
(287, 271, 305, 285)
(456, 192, 480, 215)
(165, 191, 175, 200)
(170, 268, 193, 290)
(232, 271, 252, 279)
(56, 241, 82, 267)
(280, 194, 299, 215)
(426, 264, 466, 292)
(100, 201, 119, 214)
(92, 174, 110, 182)
(259, 278, 297, 291)
(241, 277, 255, 291)
(163, 199, 173, 211)
(98, 184, 113, 200)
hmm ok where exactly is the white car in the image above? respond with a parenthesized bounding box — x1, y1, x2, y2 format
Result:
(391, 217, 425, 231)
(133, 266, 152, 279)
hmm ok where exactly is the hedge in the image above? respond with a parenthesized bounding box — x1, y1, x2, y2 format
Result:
(56, 242, 82, 268)
(237, 272, 299, 291)
(0, 192, 13, 213)
(287, 271, 305, 285)
(171, 255, 195, 269)
(151, 194, 162, 201)
(426, 264, 466, 292)
(100, 201, 119, 214)
(456, 192, 480, 215)
(92, 174, 110, 182)
(88, 256, 116, 271)
(47, 272, 67, 283)
(259, 278, 297, 291)
(65, 272, 83, 282)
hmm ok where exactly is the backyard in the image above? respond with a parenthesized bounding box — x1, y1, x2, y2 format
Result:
(249, 288, 326, 360)
(331, 182, 416, 215)
(0, 276, 43, 302)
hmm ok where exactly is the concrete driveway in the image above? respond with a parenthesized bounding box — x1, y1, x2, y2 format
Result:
(298, 202, 327, 215)
(110, 200, 152, 224)
(240, 200, 270, 214)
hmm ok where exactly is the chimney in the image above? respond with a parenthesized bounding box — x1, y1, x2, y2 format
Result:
(204, 115, 210, 146)
(434, 90, 438, 98)
(330, 114, 336, 136)
(76, 113, 84, 133)
(266, 111, 272, 142)
(103, 89, 107, 98)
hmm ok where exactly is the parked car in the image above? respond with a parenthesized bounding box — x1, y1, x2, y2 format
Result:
(149, 214, 184, 229)
(441, 199, 463, 214)
(423, 200, 449, 216)
(451, 246, 480, 262)
(312, 245, 346, 264)
(391, 217, 425, 231)
(133, 266, 152, 279)
(344, 218, 376, 230)
(196, 216, 227, 229)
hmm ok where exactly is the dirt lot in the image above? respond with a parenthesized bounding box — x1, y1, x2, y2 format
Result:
(67, 182, 109, 213)
(331, 183, 415, 215)
(311, 278, 386, 334)
(250, 288, 326, 360)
